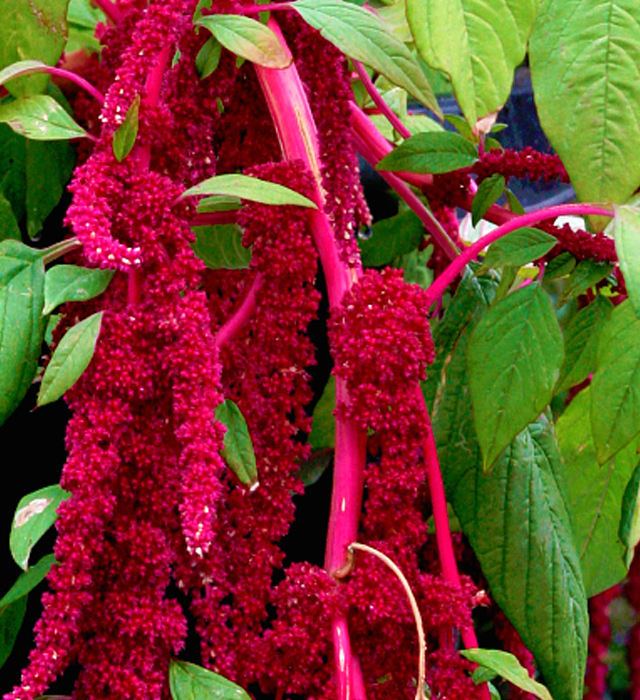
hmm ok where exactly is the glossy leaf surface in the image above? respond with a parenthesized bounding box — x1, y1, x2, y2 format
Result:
(43, 265, 114, 315)
(591, 301, 640, 464)
(10, 485, 69, 570)
(557, 387, 638, 596)
(480, 228, 556, 272)
(376, 131, 477, 174)
(0, 95, 87, 141)
(38, 311, 103, 407)
(183, 173, 316, 208)
(191, 225, 251, 270)
(196, 14, 291, 69)
(472, 174, 505, 226)
(170, 659, 251, 700)
(467, 283, 564, 470)
(530, 0, 640, 208)
(406, 0, 539, 126)
(0, 240, 46, 426)
(215, 400, 258, 487)
(293, 0, 440, 115)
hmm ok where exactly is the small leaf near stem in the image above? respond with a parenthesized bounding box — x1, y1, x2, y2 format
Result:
(349, 542, 426, 700)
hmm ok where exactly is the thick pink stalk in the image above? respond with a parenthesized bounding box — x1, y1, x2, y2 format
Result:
(254, 20, 367, 700)
(425, 203, 614, 308)
(214, 275, 263, 349)
(350, 123, 459, 261)
(352, 61, 410, 140)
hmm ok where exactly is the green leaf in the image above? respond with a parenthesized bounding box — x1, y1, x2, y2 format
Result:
(558, 259, 614, 308)
(614, 204, 640, 319)
(0, 191, 20, 242)
(183, 173, 316, 208)
(196, 36, 222, 79)
(169, 659, 251, 700)
(358, 210, 424, 267)
(10, 485, 70, 570)
(0, 594, 26, 671)
(43, 265, 114, 315)
(0, 95, 87, 141)
(591, 301, 640, 464)
(393, 246, 433, 289)
(0, 554, 55, 608)
(406, 0, 539, 127)
(555, 295, 612, 394)
(0, 0, 69, 97)
(480, 228, 557, 272)
(545, 252, 576, 281)
(0, 60, 51, 91)
(66, 0, 106, 54)
(215, 400, 258, 487)
(472, 174, 505, 226)
(440, 412, 588, 700)
(195, 14, 291, 69)
(462, 649, 553, 700)
(191, 225, 251, 270)
(620, 461, 640, 568)
(529, 0, 640, 208)
(557, 387, 639, 596)
(292, 0, 440, 117)
(467, 283, 564, 470)
(112, 94, 140, 162)
(310, 375, 336, 450)
(0, 240, 46, 426)
(445, 113, 475, 142)
(376, 131, 477, 174)
(505, 188, 525, 216)
(196, 196, 242, 214)
(37, 311, 103, 407)
(297, 450, 332, 487)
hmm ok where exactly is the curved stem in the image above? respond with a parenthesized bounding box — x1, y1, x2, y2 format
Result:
(214, 274, 263, 349)
(352, 61, 410, 140)
(425, 203, 614, 309)
(4, 64, 105, 103)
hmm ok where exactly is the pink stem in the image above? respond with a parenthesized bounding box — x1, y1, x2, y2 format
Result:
(352, 61, 411, 140)
(190, 211, 239, 226)
(242, 2, 292, 12)
(214, 275, 263, 349)
(332, 616, 367, 700)
(3, 64, 105, 102)
(425, 203, 613, 308)
(254, 20, 367, 700)
(351, 124, 459, 261)
(93, 0, 124, 24)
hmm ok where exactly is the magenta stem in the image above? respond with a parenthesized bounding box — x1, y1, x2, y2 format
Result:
(93, 0, 124, 24)
(215, 275, 263, 349)
(4, 64, 105, 102)
(352, 61, 411, 140)
(242, 2, 292, 12)
(254, 20, 367, 700)
(425, 203, 613, 308)
(190, 211, 239, 226)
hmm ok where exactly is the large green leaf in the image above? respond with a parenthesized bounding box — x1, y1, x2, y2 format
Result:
(292, 0, 440, 116)
(405, 0, 539, 127)
(0, 240, 46, 426)
(10, 485, 69, 570)
(358, 210, 424, 268)
(467, 283, 564, 470)
(169, 659, 251, 700)
(613, 204, 640, 319)
(557, 387, 638, 596)
(37, 311, 103, 407)
(462, 649, 553, 700)
(215, 400, 258, 487)
(65, 0, 105, 54)
(196, 14, 291, 69)
(43, 264, 114, 315)
(183, 174, 316, 208)
(0, 192, 20, 242)
(555, 295, 612, 394)
(376, 131, 477, 174)
(591, 301, 640, 464)
(529, 0, 640, 208)
(191, 225, 251, 270)
(0, 0, 69, 96)
(439, 406, 588, 700)
(0, 94, 87, 141)
(479, 228, 557, 272)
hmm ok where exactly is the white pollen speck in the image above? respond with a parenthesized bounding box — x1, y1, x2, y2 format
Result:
(107, 254, 115, 260)
(121, 257, 131, 265)
(195, 546, 203, 558)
